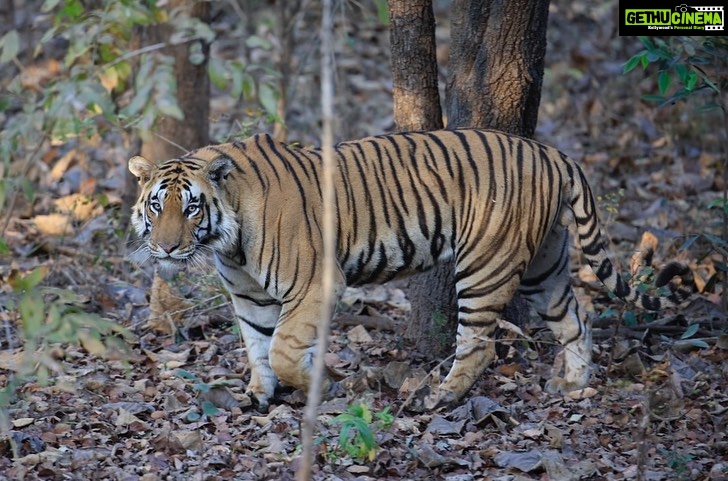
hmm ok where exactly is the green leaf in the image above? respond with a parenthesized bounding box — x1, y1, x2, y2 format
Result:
(685, 70, 698, 91)
(245, 35, 272, 50)
(0, 30, 20, 64)
(658, 71, 671, 95)
(623, 54, 642, 74)
(680, 323, 699, 340)
(59, 0, 85, 21)
(175, 369, 199, 380)
(158, 100, 184, 120)
(674, 63, 688, 83)
(673, 338, 709, 350)
(241, 72, 255, 100)
(208, 57, 228, 90)
(258, 83, 278, 115)
(20, 293, 45, 335)
(640, 53, 649, 69)
(10, 266, 49, 292)
(193, 382, 210, 393)
(700, 73, 720, 94)
(707, 197, 728, 212)
(201, 400, 220, 416)
(623, 311, 637, 327)
(258, 83, 278, 116)
(188, 41, 205, 66)
(638, 36, 655, 51)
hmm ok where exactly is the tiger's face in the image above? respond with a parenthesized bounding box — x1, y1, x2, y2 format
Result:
(128, 154, 237, 272)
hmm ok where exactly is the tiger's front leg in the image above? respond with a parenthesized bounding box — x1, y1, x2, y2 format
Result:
(268, 280, 345, 400)
(215, 254, 281, 411)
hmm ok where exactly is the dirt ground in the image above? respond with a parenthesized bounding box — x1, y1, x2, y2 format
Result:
(1, 1, 727, 480)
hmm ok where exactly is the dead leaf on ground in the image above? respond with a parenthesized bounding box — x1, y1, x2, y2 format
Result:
(33, 213, 74, 236)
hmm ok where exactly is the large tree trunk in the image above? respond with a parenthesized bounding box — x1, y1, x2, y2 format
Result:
(403, 0, 550, 357)
(446, 0, 549, 134)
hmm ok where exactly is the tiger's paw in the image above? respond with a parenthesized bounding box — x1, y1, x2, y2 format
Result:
(424, 389, 459, 411)
(544, 376, 589, 396)
(246, 389, 273, 413)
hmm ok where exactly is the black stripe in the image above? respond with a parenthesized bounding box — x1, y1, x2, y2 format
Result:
(238, 315, 274, 337)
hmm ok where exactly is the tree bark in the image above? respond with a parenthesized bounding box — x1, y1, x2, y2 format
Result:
(388, 0, 449, 348)
(140, 0, 210, 161)
(446, 0, 549, 135)
(388, 0, 443, 132)
(403, 0, 550, 357)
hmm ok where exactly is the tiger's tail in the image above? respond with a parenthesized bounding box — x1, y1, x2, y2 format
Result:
(567, 160, 695, 311)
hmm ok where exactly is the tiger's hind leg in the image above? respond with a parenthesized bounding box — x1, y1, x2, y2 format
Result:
(426, 254, 525, 409)
(519, 225, 592, 394)
(215, 254, 281, 411)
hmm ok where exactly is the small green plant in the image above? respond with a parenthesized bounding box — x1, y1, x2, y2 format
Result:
(329, 402, 394, 462)
(660, 448, 694, 480)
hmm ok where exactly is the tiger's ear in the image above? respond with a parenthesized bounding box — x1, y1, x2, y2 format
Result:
(207, 156, 234, 188)
(128, 156, 156, 184)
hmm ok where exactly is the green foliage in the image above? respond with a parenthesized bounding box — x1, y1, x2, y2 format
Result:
(622, 36, 726, 107)
(0, 0, 282, 220)
(1, 267, 132, 410)
(328, 402, 393, 462)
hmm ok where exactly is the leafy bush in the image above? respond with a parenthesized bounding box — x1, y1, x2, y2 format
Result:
(1, 267, 131, 412)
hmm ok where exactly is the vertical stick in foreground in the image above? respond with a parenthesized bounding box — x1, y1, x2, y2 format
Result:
(297, 0, 336, 478)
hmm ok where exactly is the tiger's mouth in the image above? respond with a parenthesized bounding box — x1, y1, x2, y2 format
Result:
(147, 246, 209, 273)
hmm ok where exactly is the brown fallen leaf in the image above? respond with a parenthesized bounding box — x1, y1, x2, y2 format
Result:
(33, 214, 74, 236)
(200, 385, 239, 410)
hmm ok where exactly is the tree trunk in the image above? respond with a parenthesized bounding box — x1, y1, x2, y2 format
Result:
(140, 0, 210, 161)
(404, 0, 550, 357)
(388, 0, 443, 132)
(388, 0, 450, 348)
(447, 0, 549, 135)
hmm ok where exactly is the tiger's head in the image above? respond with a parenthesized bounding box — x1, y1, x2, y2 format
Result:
(128, 153, 238, 272)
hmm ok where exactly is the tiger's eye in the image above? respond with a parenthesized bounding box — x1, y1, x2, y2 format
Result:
(185, 205, 199, 217)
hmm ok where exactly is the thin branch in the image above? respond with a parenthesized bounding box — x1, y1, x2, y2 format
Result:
(297, 0, 336, 479)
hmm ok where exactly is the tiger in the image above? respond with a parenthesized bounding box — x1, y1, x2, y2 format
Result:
(128, 129, 694, 410)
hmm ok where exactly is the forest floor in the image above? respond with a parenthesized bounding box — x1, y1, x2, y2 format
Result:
(1, 1, 727, 480)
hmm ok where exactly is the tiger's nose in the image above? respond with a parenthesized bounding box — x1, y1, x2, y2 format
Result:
(158, 242, 178, 254)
